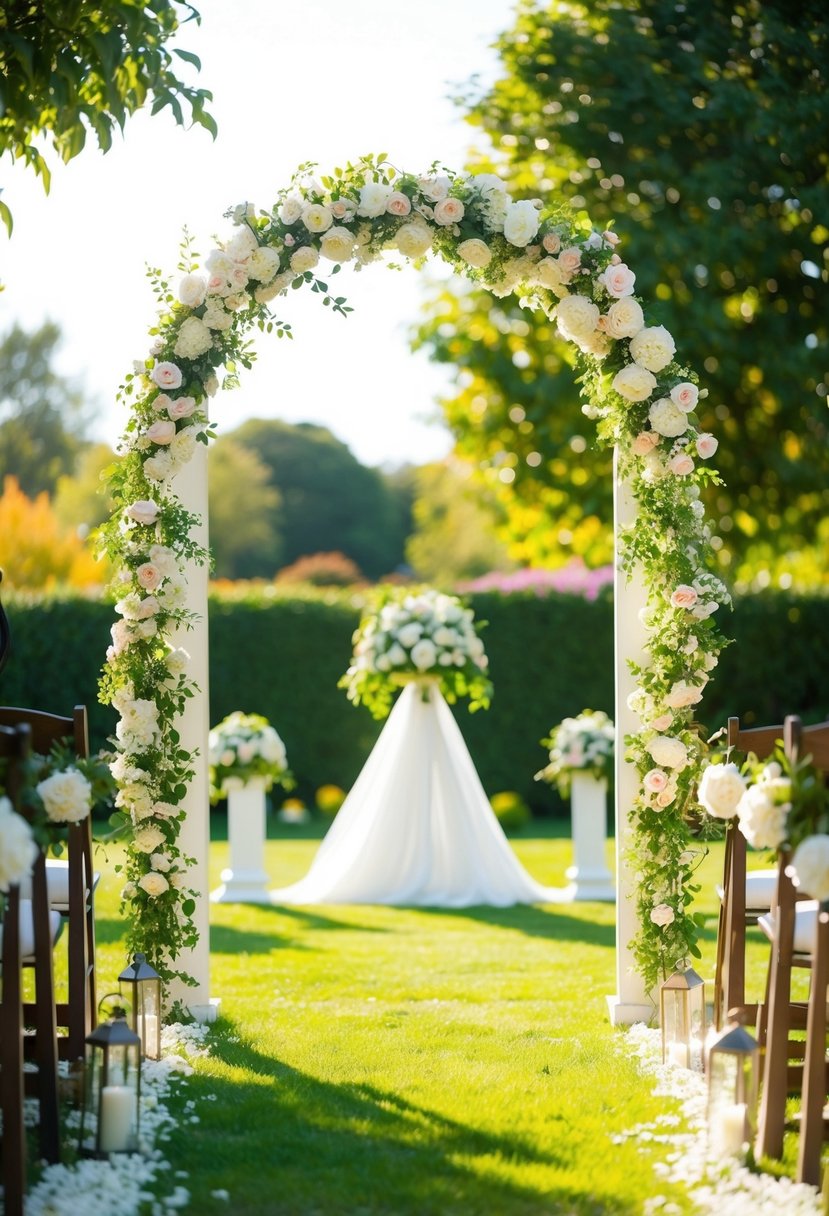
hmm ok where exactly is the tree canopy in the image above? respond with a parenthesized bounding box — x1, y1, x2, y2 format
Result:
(0, 0, 215, 233)
(418, 0, 829, 582)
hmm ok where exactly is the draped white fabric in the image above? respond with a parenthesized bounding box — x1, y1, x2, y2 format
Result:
(271, 681, 566, 907)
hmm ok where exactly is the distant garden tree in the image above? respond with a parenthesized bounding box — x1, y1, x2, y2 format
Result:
(0, 0, 214, 233)
(0, 474, 106, 589)
(418, 0, 829, 582)
(208, 436, 283, 580)
(406, 459, 513, 584)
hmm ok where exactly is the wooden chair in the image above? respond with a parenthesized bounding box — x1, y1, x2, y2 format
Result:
(755, 716, 829, 1183)
(0, 705, 97, 1064)
(714, 716, 782, 1029)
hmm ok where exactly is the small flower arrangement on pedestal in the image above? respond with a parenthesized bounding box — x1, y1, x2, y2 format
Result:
(536, 709, 615, 798)
(208, 712, 293, 801)
(339, 587, 492, 720)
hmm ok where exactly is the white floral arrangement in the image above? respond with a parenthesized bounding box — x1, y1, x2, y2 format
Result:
(0, 794, 38, 890)
(339, 587, 492, 720)
(208, 712, 292, 799)
(96, 152, 729, 988)
(536, 709, 615, 798)
(697, 743, 829, 899)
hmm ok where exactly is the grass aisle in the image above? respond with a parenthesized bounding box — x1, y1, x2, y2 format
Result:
(90, 827, 742, 1216)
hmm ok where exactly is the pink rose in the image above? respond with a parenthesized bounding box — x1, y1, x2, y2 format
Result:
(386, 192, 412, 217)
(643, 769, 669, 793)
(650, 713, 674, 732)
(418, 175, 450, 202)
(656, 789, 675, 808)
(136, 562, 163, 591)
(601, 263, 636, 297)
(167, 396, 197, 421)
(557, 247, 582, 276)
(153, 393, 173, 414)
(696, 433, 719, 459)
(126, 500, 160, 527)
(330, 198, 356, 220)
(669, 452, 695, 477)
(670, 585, 699, 610)
(145, 420, 176, 446)
(670, 382, 699, 412)
(542, 232, 561, 254)
(603, 230, 620, 247)
(632, 431, 659, 456)
(433, 197, 465, 226)
(151, 362, 183, 390)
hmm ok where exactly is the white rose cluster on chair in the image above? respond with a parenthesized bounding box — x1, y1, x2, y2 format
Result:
(340, 587, 492, 720)
(208, 711, 292, 799)
(0, 795, 38, 890)
(99, 154, 728, 988)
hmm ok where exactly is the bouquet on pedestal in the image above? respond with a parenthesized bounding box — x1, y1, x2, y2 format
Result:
(208, 712, 293, 800)
(536, 709, 615, 798)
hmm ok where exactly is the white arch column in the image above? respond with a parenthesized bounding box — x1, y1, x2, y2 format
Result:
(607, 449, 654, 1025)
(169, 441, 218, 1022)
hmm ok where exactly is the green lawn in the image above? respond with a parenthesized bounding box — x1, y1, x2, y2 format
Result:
(81, 823, 802, 1215)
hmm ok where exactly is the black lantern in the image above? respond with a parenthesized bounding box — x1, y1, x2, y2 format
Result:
(118, 952, 162, 1060)
(706, 1021, 759, 1157)
(79, 1003, 142, 1156)
(659, 966, 706, 1071)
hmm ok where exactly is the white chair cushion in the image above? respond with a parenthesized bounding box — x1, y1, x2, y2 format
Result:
(0, 899, 63, 960)
(715, 868, 778, 910)
(758, 901, 820, 955)
(18, 859, 99, 910)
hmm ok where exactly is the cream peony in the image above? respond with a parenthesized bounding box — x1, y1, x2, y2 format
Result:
(396, 221, 433, 259)
(555, 295, 601, 341)
(612, 364, 657, 402)
(178, 273, 207, 308)
(319, 226, 355, 262)
(604, 297, 645, 339)
(301, 204, 333, 233)
(650, 903, 675, 927)
(37, 768, 92, 824)
(790, 835, 829, 900)
(457, 239, 492, 269)
(502, 199, 540, 247)
(290, 245, 320, 273)
(247, 247, 281, 283)
(697, 762, 747, 820)
(534, 257, 566, 291)
(0, 795, 38, 890)
(138, 871, 169, 897)
(647, 735, 689, 770)
(648, 397, 689, 438)
(174, 317, 213, 360)
(629, 325, 676, 373)
(133, 823, 167, 854)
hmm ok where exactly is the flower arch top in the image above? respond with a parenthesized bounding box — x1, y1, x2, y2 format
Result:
(99, 154, 728, 989)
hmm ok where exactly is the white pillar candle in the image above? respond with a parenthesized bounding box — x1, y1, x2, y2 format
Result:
(667, 1041, 688, 1068)
(715, 1103, 748, 1156)
(99, 1085, 135, 1153)
(141, 1013, 159, 1058)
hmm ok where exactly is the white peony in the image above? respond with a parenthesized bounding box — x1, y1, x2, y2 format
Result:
(410, 639, 438, 670)
(357, 182, 392, 217)
(502, 199, 541, 247)
(790, 835, 829, 900)
(173, 317, 213, 360)
(319, 226, 355, 262)
(457, 239, 492, 268)
(302, 203, 333, 233)
(555, 295, 601, 341)
(396, 221, 433, 259)
(648, 397, 689, 438)
(36, 768, 92, 823)
(133, 824, 167, 854)
(279, 194, 303, 225)
(290, 245, 320, 274)
(604, 297, 645, 339)
(247, 247, 281, 283)
(612, 364, 657, 402)
(647, 735, 689, 770)
(697, 762, 746, 819)
(737, 783, 789, 850)
(534, 257, 566, 292)
(178, 274, 207, 308)
(0, 795, 38, 889)
(138, 870, 169, 897)
(629, 325, 676, 373)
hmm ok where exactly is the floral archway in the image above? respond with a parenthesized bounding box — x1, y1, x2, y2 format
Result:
(98, 154, 729, 999)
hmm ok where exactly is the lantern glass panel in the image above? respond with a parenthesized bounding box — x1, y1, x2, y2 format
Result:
(660, 968, 706, 1071)
(706, 1025, 759, 1157)
(80, 1010, 142, 1157)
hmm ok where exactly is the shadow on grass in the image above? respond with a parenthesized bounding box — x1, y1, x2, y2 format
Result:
(163, 1019, 643, 1216)
(416, 902, 616, 949)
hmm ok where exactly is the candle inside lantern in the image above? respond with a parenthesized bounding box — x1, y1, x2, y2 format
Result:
(99, 1085, 134, 1153)
(715, 1103, 747, 1156)
(667, 1041, 688, 1068)
(142, 1013, 159, 1056)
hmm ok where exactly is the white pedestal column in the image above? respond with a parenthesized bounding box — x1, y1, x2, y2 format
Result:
(168, 442, 218, 1023)
(210, 778, 272, 903)
(566, 773, 615, 902)
(607, 450, 654, 1026)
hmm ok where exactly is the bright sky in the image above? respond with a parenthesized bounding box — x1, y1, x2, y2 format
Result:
(1, 0, 519, 468)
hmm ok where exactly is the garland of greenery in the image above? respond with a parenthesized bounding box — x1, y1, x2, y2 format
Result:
(98, 154, 727, 991)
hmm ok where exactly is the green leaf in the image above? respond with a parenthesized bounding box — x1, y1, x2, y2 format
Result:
(172, 47, 202, 70)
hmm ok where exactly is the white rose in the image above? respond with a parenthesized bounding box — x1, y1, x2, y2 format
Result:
(133, 824, 167, 854)
(629, 325, 676, 373)
(150, 852, 172, 872)
(165, 647, 190, 676)
(247, 247, 281, 283)
(37, 768, 92, 824)
(138, 871, 169, 897)
(697, 762, 747, 819)
(556, 295, 601, 341)
(126, 500, 159, 527)
(605, 297, 645, 339)
(144, 452, 173, 482)
(302, 203, 333, 233)
(649, 397, 689, 438)
(612, 364, 657, 402)
(357, 182, 392, 217)
(279, 194, 303, 225)
(664, 680, 704, 709)
(0, 796, 38, 890)
(650, 903, 675, 927)
(418, 175, 450, 202)
(502, 199, 541, 247)
(410, 639, 438, 670)
(790, 835, 829, 900)
(457, 239, 492, 268)
(396, 221, 433, 258)
(396, 622, 423, 648)
(737, 784, 788, 850)
(178, 274, 207, 308)
(671, 382, 699, 412)
(174, 317, 213, 360)
(319, 226, 355, 262)
(149, 545, 177, 578)
(290, 246, 320, 274)
(647, 736, 689, 771)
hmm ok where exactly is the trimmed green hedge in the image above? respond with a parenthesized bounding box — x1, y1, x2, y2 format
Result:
(2, 587, 827, 813)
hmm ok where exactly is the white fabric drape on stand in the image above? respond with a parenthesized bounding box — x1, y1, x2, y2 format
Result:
(271, 681, 566, 907)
